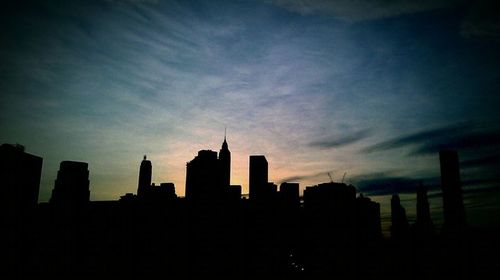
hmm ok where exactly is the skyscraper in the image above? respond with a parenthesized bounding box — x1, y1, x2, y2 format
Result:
(249, 155, 268, 201)
(50, 161, 90, 211)
(439, 150, 466, 230)
(415, 182, 433, 236)
(137, 155, 152, 197)
(391, 194, 409, 240)
(186, 150, 224, 201)
(219, 131, 231, 188)
(0, 144, 43, 218)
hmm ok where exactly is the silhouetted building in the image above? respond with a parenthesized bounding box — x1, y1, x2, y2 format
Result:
(249, 155, 268, 201)
(185, 136, 233, 202)
(439, 150, 466, 231)
(267, 182, 278, 198)
(391, 194, 410, 240)
(302, 182, 357, 277)
(219, 132, 231, 188)
(356, 194, 382, 241)
(415, 182, 434, 237)
(136, 156, 177, 201)
(137, 155, 152, 197)
(228, 185, 242, 201)
(119, 193, 137, 202)
(0, 143, 43, 218)
(50, 161, 90, 211)
(153, 182, 177, 200)
(186, 150, 224, 201)
(303, 182, 356, 209)
(279, 182, 300, 206)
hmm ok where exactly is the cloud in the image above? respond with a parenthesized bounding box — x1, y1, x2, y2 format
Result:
(362, 122, 473, 153)
(460, 0, 500, 42)
(309, 129, 370, 149)
(411, 129, 500, 155)
(350, 171, 439, 195)
(350, 168, 500, 196)
(361, 121, 500, 157)
(278, 171, 329, 184)
(461, 154, 500, 168)
(104, 0, 159, 4)
(267, 0, 464, 21)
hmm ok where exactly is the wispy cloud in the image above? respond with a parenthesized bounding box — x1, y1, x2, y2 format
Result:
(362, 122, 500, 156)
(277, 171, 331, 184)
(267, 0, 465, 21)
(309, 129, 371, 149)
(2, 0, 500, 201)
(461, 154, 500, 168)
(361, 122, 473, 153)
(350, 171, 439, 195)
(411, 129, 500, 155)
(460, 0, 500, 42)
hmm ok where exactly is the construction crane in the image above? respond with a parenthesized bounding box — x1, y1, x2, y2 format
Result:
(327, 172, 333, 183)
(341, 172, 347, 184)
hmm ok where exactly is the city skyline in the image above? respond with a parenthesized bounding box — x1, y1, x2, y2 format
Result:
(1, 0, 500, 208)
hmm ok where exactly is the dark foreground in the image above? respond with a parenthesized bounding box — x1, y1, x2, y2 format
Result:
(5, 199, 499, 280)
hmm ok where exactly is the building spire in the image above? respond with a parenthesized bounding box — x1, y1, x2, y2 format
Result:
(144, 155, 147, 160)
(221, 127, 228, 150)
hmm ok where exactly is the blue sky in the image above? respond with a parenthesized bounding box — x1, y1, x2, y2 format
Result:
(1, 0, 500, 204)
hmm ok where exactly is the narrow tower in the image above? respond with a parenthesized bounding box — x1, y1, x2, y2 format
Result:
(137, 155, 152, 197)
(416, 182, 434, 236)
(391, 194, 410, 240)
(219, 128, 231, 188)
(440, 150, 466, 231)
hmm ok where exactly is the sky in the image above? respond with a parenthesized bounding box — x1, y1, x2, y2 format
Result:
(1, 0, 500, 225)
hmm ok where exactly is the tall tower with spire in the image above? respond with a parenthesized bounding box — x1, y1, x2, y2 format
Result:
(137, 155, 152, 197)
(219, 128, 231, 188)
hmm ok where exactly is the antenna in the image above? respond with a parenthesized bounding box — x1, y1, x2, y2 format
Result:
(327, 172, 333, 183)
(224, 126, 227, 141)
(342, 172, 347, 184)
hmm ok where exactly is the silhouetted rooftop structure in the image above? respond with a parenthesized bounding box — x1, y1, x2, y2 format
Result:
(186, 150, 224, 201)
(303, 182, 356, 208)
(356, 194, 382, 241)
(228, 185, 242, 201)
(279, 182, 300, 207)
(49, 161, 90, 213)
(0, 143, 42, 219)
